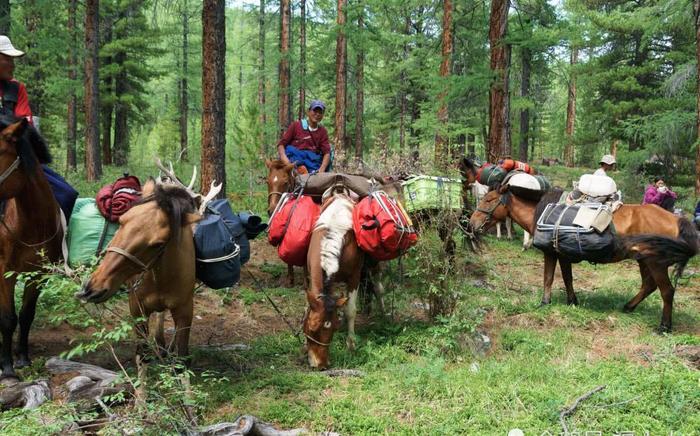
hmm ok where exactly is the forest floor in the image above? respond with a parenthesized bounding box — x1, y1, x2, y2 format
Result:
(2, 164, 699, 434)
(4, 236, 700, 435)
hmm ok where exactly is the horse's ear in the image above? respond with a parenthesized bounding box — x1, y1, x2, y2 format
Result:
(284, 163, 295, 173)
(265, 158, 272, 169)
(183, 213, 201, 226)
(1, 118, 28, 141)
(497, 184, 508, 194)
(142, 178, 157, 196)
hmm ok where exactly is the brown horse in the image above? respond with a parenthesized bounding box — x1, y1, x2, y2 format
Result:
(470, 187, 698, 331)
(0, 118, 60, 380)
(77, 180, 201, 359)
(303, 187, 363, 369)
(264, 159, 298, 287)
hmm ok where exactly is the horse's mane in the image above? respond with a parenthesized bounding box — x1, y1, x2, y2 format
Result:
(137, 181, 197, 242)
(534, 188, 565, 222)
(0, 115, 52, 174)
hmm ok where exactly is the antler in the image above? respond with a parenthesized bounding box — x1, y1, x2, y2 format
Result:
(155, 158, 187, 189)
(198, 181, 223, 213)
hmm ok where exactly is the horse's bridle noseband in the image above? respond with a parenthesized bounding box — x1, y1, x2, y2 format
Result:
(106, 244, 167, 273)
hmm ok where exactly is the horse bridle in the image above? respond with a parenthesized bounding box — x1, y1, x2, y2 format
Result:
(0, 157, 20, 187)
(476, 192, 510, 221)
(105, 242, 168, 278)
(301, 294, 338, 348)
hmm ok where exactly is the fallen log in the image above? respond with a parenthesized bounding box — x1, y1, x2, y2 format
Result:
(192, 415, 309, 436)
(0, 379, 51, 410)
(321, 369, 365, 378)
(45, 357, 119, 384)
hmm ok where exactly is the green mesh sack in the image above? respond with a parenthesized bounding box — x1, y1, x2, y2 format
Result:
(68, 198, 119, 267)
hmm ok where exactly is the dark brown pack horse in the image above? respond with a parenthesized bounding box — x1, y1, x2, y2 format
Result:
(471, 187, 698, 332)
(0, 118, 60, 380)
(77, 180, 201, 360)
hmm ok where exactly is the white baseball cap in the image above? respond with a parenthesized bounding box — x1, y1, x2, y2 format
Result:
(600, 154, 616, 165)
(0, 36, 25, 57)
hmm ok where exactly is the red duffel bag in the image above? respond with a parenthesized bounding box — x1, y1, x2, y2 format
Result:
(268, 194, 320, 266)
(353, 191, 418, 261)
(96, 174, 142, 222)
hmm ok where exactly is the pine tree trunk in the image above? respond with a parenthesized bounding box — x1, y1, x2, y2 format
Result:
(66, 0, 77, 171)
(354, 8, 364, 166)
(487, 0, 511, 163)
(334, 0, 348, 165)
(564, 47, 578, 167)
(113, 28, 128, 166)
(84, 0, 101, 181)
(258, 0, 266, 154)
(101, 25, 113, 166)
(399, 15, 410, 156)
(0, 0, 9, 36)
(25, 0, 43, 118)
(180, 0, 189, 161)
(201, 0, 226, 197)
(278, 0, 291, 132)
(298, 0, 306, 120)
(519, 47, 531, 162)
(695, 0, 700, 196)
(434, 0, 452, 171)
(611, 139, 619, 159)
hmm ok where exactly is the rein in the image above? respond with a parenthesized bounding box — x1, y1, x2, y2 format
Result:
(0, 199, 63, 248)
(0, 157, 20, 186)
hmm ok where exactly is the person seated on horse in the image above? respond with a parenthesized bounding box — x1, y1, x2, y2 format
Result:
(277, 100, 331, 174)
(643, 177, 677, 212)
(594, 154, 616, 176)
(0, 36, 33, 124)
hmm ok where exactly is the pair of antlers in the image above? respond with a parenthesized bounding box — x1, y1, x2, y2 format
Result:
(154, 158, 223, 214)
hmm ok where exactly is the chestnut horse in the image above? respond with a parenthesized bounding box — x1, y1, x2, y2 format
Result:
(264, 159, 387, 315)
(0, 118, 60, 380)
(303, 187, 362, 369)
(471, 187, 698, 331)
(77, 181, 201, 360)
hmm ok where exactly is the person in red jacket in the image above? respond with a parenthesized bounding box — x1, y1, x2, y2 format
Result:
(277, 100, 331, 173)
(0, 35, 33, 124)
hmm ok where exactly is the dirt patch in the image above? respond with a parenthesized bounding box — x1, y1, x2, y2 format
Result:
(674, 345, 700, 370)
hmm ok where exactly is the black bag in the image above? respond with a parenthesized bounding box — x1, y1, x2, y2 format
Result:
(533, 203, 617, 263)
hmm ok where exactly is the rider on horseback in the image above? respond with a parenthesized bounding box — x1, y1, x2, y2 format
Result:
(0, 36, 33, 124)
(277, 100, 331, 174)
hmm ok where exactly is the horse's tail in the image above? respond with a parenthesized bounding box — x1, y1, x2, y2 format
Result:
(315, 196, 354, 280)
(672, 218, 699, 285)
(621, 234, 697, 276)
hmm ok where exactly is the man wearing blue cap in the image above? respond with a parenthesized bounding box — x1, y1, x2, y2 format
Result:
(277, 100, 331, 173)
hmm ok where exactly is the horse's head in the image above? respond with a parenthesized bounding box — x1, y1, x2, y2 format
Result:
(470, 188, 511, 233)
(459, 156, 479, 186)
(265, 159, 295, 216)
(303, 292, 348, 370)
(77, 180, 200, 304)
(0, 118, 50, 199)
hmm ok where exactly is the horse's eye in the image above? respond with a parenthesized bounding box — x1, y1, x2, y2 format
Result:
(323, 321, 332, 329)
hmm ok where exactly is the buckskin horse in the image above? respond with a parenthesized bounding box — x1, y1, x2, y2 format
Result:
(470, 187, 698, 331)
(303, 186, 362, 369)
(77, 180, 202, 360)
(0, 118, 60, 381)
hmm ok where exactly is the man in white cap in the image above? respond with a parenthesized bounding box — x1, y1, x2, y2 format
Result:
(594, 154, 616, 176)
(0, 35, 32, 123)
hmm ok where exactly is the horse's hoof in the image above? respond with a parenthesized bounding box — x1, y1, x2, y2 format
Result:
(539, 300, 551, 308)
(567, 298, 579, 306)
(346, 337, 356, 352)
(15, 357, 31, 369)
(622, 304, 635, 313)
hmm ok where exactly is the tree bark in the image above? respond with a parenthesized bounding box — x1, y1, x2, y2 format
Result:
(0, 0, 9, 36)
(564, 47, 578, 167)
(298, 0, 306, 120)
(399, 15, 410, 156)
(258, 0, 266, 154)
(180, 0, 189, 161)
(278, 0, 291, 132)
(354, 7, 364, 166)
(66, 0, 77, 171)
(695, 0, 700, 196)
(101, 25, 113, 166)
(201, 0, 226, 198)
(487, 0, 511, 163)
(113, 9, 128, 166)
(434, 0, 453, 171)
(84, 0, 102, 181)
(334, 0, 348, 165)
(519, 47, 531, 162)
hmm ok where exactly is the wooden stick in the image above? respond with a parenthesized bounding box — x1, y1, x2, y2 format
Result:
(559, 385, 606, 434)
